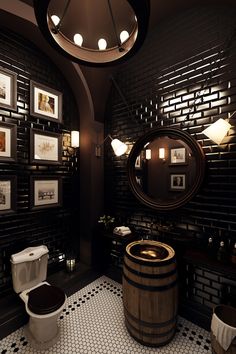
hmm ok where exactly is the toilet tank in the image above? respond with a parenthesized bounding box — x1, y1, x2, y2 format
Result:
(11, 245, 49, 293)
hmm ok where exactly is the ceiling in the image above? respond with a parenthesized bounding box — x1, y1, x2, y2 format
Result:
(21, 0, 236, 29)
(16, 0, 236, 121)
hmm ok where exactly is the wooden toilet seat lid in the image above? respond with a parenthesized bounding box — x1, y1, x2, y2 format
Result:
(28, 284, 65, 315)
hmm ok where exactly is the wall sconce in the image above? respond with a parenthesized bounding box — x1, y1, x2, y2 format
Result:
(202, 118, 231, 145)
(159, 148, 165, 160)
(71, 130, 80, 148)
(67, 130, 79, 155)
(96, 134, 127, 157)
(145, 149, 151, 160)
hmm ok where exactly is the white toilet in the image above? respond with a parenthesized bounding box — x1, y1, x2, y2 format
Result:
(10, 245, 67, 350)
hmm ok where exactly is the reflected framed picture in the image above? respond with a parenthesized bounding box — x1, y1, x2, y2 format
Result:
(170, 147, 186, 165)
(135, 175, 142, 187)
(0, 122, 17, 162)
(0, 67, 17, 111)
(30, 81, 62, 123)
(30, 176, 62, 210)
(170, 174, 186, 191)
(30, 128, 62, 165)
(0, 176, 17, 214)
(135, 155, 141, 169)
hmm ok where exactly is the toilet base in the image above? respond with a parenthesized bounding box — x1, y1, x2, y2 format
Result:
(24, 323, 60, 351)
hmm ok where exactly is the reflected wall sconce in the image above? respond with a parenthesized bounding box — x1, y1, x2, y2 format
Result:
(159, 148, 165, 160)
(202, 118, 231, 145)
(145, 149, 151, 160)
(95, 134, 127, 157)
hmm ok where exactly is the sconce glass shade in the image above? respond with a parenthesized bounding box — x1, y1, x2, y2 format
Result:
(111, 138, 128, 156)
(33, 0, 150, 66)
(71, 130, 80, 148)
(145, 149, 151, 160)
(159, 147, 165, 159)
(202, 118, 231, 145)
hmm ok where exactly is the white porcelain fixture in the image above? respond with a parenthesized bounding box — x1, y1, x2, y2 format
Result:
(11, 246, 66, 350)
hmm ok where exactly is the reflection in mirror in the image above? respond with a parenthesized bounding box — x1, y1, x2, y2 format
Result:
(128, 128, 205, 211)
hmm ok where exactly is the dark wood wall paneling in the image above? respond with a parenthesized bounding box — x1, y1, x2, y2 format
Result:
(0, 28, 79, 296)
(105, 5, 236, 325)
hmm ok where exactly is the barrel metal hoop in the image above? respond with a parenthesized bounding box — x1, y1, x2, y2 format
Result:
(125, 318, 176, 338)
(123, 260, 177, 279)
(124, 306, 178, 328)
(123, 272, 178, 292)
(125, 252, 176, 266)
(126, 325, 176, 347)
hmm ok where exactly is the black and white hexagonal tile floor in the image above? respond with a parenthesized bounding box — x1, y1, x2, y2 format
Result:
(0, 276, 211, 353)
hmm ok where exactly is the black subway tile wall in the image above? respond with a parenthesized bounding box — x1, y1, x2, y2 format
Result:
(105, 5, 236, 324)
(0, 28, 79, 295)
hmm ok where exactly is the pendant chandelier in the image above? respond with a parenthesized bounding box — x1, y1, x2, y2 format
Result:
(33, 0, 150, 66)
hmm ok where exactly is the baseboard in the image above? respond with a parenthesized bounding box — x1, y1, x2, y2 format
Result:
(179, 300, 212, 331)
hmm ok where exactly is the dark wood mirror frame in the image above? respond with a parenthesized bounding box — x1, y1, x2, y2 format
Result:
(127, 127, 205, 211)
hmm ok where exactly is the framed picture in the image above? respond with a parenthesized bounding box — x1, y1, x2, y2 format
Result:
(30, 81, 62, 123)
(30, 176, 62, 210)
(0, 122, 17, 162)
(135, 155, 141, 169)
(30, 128, 62, 165)
(170, 147, 186, 164)
(170, 174, 186, 191)
(135, 176, 142, 187)
(0, 176, 17, 214)
(0, 67, 17, 111)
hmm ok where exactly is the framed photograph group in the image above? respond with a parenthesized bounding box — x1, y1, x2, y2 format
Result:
(0, 70, 66, 214)
(30, 81, 63, 123)
(0, 67, 17, 111)
(30, 128, 62, 165)
(30, 176, 62, 210)
(0, 176, 16, 214)
(0, 122, 17, 162)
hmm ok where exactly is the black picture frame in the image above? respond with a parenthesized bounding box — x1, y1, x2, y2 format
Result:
(135, 155, 141, 169)
(169, 147, 186, 165)
(0, 67, 17, 111)
(30, 176, 62, 210)
(0, 121, 17, 162)
(30, 80, 63, 123)
(170, 173, 186, 191)
(0, 175, 17, 214)
(30, 128, 62, 165)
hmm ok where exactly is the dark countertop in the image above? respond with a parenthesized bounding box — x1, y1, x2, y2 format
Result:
(184, 249, 236, 279)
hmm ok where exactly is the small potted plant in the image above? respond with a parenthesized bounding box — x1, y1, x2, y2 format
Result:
(98, 214, 115, 232)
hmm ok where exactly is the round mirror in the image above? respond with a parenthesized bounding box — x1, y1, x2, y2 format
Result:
(127, 128, 205, 211)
